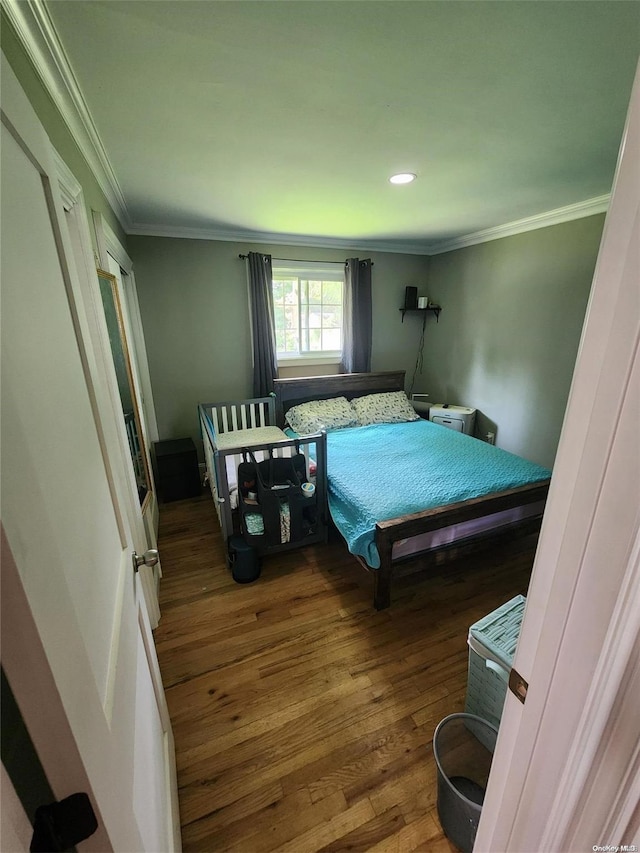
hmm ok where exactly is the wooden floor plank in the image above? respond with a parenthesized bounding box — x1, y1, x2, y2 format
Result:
(180, 781, 284, 849)
(155, 494, 535, 851)
(366, 812, 442, 852)
(316, 804, 406, 852)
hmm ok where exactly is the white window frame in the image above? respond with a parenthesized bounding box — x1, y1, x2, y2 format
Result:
(272, 260, 344, 366)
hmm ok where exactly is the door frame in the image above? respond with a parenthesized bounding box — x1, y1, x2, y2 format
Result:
(93, 211, 161, 541)
(476, 64, 640, 851)
(93, 211, 160, 450)
(53, 150, 161, 627)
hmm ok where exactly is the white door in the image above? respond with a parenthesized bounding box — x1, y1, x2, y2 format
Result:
(475, 65, 640, 851)
(0, 53, 180, 852)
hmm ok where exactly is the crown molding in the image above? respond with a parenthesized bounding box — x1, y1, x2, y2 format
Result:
(426, 194, 610, 255)
(127, 194, 610, 255)
(3, 0, 132, 229)
(126, 222, 434, 255)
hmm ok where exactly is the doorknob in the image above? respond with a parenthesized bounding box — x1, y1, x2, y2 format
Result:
(132, 549, 159, 572)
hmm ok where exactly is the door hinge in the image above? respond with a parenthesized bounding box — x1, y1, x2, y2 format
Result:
(509, 668, 528, 704)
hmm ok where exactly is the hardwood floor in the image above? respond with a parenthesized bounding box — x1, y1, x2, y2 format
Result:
(154, 494, 535, 852)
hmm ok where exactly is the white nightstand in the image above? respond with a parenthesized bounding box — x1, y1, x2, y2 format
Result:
(429, 404, 477, 435)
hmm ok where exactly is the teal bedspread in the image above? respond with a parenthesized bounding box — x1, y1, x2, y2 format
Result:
(317, 420, 550, 568)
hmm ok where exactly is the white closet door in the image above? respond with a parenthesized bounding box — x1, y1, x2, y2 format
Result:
(0, 53, 179, 852)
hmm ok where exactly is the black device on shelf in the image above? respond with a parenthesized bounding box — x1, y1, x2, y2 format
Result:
(404, 286, 418, 309)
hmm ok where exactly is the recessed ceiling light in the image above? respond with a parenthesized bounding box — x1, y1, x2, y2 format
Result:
(389, 172, 416, 185)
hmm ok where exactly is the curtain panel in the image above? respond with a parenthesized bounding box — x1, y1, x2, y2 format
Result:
(343, 258, 372, 373)
(247, 252, 278, 397)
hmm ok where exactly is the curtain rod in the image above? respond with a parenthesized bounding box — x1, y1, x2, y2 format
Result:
(238, 254, 373, 266)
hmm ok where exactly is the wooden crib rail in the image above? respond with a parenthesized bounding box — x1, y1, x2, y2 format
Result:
(200, 396, 276, 437)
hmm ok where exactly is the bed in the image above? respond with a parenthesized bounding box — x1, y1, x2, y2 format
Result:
(273, 371, 551, 609)
(198, 396, 328, 558)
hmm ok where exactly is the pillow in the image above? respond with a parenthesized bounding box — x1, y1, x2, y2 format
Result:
(351, 390, 420, 426)
(285, 396, 358, 434)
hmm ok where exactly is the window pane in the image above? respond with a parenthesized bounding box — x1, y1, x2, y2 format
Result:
(322, 280, 342, 304)
(284, 306, 298, 330)
(323, 329, 341, 350)
(323, 306, 341, 328)
(308, 280, 322, 302)
(308, 329, 322, 350)
(308, 308, 322, 329)
(272, 279, 285, 301)
(285, 331, 299, 352)
(272, 264, 345, 358)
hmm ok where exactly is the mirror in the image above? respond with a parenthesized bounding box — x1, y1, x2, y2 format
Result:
(97, 269, 151, 506)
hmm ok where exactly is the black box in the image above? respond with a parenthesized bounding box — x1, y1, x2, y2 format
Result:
(153, 438, 201, 502)
(404, 286, 418, 309)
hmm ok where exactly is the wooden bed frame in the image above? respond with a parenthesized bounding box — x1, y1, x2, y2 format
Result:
(273, 371, 550, 609)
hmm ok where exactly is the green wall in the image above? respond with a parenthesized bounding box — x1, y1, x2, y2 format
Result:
(422, 214, 605, 468)
(128, 236, 430, 449)
(1, 13, 127, 250)
(130, 215, 604, 467)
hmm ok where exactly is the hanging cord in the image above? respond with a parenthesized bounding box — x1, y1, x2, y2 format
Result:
(409, 316, 427, 396)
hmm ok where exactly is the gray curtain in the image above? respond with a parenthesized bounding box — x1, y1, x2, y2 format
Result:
(247, 251, 278, 397)
(342, 258, 372, 373)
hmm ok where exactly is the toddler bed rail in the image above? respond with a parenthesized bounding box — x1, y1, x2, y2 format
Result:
(199, 398, 328, 556)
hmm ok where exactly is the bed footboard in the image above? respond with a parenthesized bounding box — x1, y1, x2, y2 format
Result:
(373, 480, 550, 609)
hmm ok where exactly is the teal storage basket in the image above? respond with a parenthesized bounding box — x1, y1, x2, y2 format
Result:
(464, 595, 526, 732)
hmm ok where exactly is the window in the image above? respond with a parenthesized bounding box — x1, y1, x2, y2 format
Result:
(272, 261, 344, 360)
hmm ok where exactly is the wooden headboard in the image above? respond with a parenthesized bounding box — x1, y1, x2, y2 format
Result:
(273, 370, 406, 426)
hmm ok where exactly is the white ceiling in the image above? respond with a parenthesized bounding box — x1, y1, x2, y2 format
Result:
(40, 1, 640, 252)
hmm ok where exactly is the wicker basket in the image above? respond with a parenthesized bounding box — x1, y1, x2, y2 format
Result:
(464, 595, 526, 731)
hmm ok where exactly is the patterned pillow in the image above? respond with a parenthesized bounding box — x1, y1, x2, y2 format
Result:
(351, 391, 420, 426)
(285, 396, 358, 434)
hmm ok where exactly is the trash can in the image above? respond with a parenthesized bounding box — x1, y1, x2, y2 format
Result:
(228, 535, 261, 583)
(432, 712, 498, 853)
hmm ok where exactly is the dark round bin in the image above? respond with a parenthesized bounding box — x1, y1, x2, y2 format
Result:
(228, 535, 261, 583)
(432, 712, 498, 853)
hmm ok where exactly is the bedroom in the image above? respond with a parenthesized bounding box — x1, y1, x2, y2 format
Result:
(1, 2, 638, 851)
